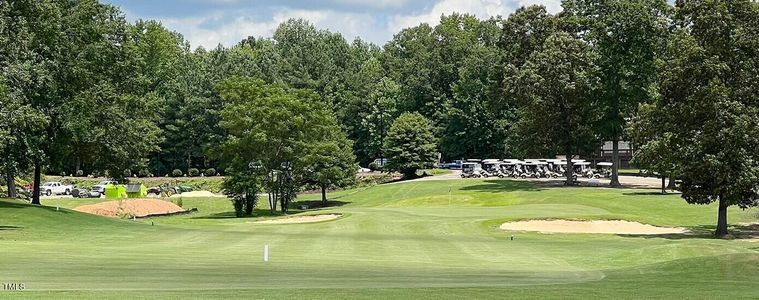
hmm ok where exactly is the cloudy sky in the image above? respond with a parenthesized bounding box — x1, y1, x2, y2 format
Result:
(102, 0, 562, 49)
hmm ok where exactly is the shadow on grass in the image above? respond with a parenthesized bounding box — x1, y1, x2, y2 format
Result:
(0, 225, 22, 230)
(291, 200, 350, 209)
(192, 208, 288, 220)
(620, 224, 759, 240)
(460, 180, 543, 193)
(0, 199, 75, 214)
(622, 191, 677, 196)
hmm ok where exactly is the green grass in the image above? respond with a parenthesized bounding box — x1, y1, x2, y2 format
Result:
(416, 168, 453, 176)
(1, 179, 759, 299)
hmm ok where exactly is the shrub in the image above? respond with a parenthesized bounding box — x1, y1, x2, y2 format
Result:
(368, 162, 379, 171)
(123, 169, 132, 177)
(188, 168, 200, 177)
(138, 169, 150, 178)
(171, 169, 183, 177)
(91, 170, 101, 177)
(204, 168, 216, 177)
(76, 170, 84, 177)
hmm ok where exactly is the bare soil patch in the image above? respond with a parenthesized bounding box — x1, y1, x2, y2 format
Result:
(500, 219, 687, 235)
(254, 214, 341, 224)
(74, 199, 185, 218)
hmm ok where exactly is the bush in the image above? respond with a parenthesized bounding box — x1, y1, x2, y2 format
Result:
(204, 168, 216, 177)
(123, 169, 132, 177)
(171, 169, 183, 177)
(368, 162, 379, 171)
(91, 170, 101, 177)
(76, 170, 84, 177)
(353, 173, 394, 188)
(188, 168, 200, 177)
(138, 169, 150, 178)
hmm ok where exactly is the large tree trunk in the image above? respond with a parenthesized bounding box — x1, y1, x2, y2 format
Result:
(667, 175, 677, 190)
(321, 184, 327, 205)
(32, 163, 41, 205)
(565, 156, 574, 186)
(661, 176, 666, 195)
(6, 170, 16, 198)
(268, 192, 277, 214)
(610, 138, 621, 186)
(715, 197, 728, 237)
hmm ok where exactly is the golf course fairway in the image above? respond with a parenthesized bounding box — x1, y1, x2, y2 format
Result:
(2, 179, 759, 299)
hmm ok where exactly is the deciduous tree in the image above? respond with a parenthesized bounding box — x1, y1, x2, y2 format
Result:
(510, 32, 599, 185)
(383, 112, 438, 179)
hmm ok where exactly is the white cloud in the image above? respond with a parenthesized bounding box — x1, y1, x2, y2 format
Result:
(151, 0, 564, 49)
(163, 8, 382, 49)
(162, 14, 273, 49)
(332, 0, 411, 8)
(387, 0, 562, 33)
(517, 0, 562, 13)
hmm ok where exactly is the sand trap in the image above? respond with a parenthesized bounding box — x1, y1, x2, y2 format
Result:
(500, 219, 687, 235)
(255, 214, 341, 224)
(170, 191, 223, 198)
(75, 199, 185, 218)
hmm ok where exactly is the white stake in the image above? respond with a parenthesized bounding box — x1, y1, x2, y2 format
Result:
(264, 244, 269, 262)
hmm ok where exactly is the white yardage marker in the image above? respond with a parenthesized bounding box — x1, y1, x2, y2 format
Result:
(264, 245, 269, 262)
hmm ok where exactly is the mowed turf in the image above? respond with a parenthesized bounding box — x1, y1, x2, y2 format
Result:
(1, 179, 759, 299)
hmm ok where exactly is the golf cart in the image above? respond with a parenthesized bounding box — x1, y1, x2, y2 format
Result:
(461, 162, 484, 178)
(543, 159, 563, 178)
(510, 161, 528, 178)
(520, 161, 542, 178)
(499, 160, 519, 178)
(481, 159, 501, 178)
(571, 161, 593, 178)
(596, 162, 613, 178)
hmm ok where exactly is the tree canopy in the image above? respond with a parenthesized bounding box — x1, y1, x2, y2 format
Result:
(383, 112, 438, 178)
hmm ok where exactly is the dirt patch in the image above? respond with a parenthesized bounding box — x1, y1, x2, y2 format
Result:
(500, 219, 687, 235)
(170, 191, 223, 198)
(74, 199, 185, 218)
(254, 214, 341, 224)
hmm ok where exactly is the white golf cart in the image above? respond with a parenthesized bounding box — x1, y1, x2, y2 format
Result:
(461, 162, 484, 178)
(595, 162, 613, 178)
(481, 159, 501, 178)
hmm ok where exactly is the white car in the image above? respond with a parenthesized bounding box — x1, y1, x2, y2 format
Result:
(91, 180, 118, 194)
(40, 182, 74, 196)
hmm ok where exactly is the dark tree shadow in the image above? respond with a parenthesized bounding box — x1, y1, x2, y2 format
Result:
(619, 224, 759, 240)
(191, 208, 291, 220)
(0, 225, 22, 230)
(0, 200, 75, 215)
(459, 180, 543, 193)
(622, 192, 676, 196)
(290, 200, 350, 209)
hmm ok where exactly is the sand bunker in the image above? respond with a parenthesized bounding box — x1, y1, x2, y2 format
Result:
(170, 191, 223, 198)
(255, 214, 341, 224)
(500, 219, 687, 235)
(75, 199, 185, 218)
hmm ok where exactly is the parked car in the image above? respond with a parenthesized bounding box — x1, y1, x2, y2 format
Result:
(446, 160, 464, 170)
(90, 180, 118, 194)
(40, 182, 74, 196)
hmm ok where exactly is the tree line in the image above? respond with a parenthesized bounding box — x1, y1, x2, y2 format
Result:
(2, 0, 758, 235)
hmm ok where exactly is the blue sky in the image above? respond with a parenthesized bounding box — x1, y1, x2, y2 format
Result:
(103, 0, 562, 49)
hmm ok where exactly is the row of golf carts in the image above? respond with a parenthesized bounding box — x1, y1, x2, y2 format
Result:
(460, 159, 613, 179)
